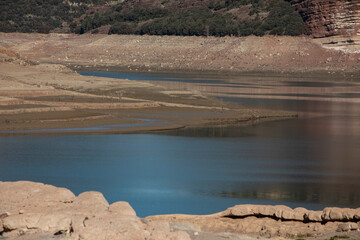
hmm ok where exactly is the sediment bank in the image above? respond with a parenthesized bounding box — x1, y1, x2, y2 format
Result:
(1, 33, 360, 75)
(0, 60, 296, 135)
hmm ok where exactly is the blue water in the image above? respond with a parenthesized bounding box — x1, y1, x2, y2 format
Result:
(1, 131, 359, 217)
(1, 71, 360, 217)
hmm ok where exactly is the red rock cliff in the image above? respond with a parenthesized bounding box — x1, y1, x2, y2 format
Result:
(290, 0, 360, 38)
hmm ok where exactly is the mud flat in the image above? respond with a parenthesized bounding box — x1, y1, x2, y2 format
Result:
(1, 181, 359, 240)
(2, 32, 360, 133)
(0, 59, 295, 135)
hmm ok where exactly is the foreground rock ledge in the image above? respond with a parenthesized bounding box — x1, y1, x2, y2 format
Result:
(0, 181, 359, 240)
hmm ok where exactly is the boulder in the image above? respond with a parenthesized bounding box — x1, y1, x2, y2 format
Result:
(0, 181, 75, 215)
(342, 208, 356, 220)
(228, 205, 288, 218)
(73, 214, 147, 240)
(305, 210, 323, 222)
(108, 201, 136, 216)
(227, 205, 310, 221)
(354, 208, 360, 220)
(0, 219, 3, 232)
(256, 205, 277, 217)
(337, 223, 359, 232)
(274, 205, 295, 219)
(228, 205, 256, 217)
(322, 207, 356, 221)
(281, 207, 306, 221)
(322, 207, 341, 221)
(73, 191, 109, 213)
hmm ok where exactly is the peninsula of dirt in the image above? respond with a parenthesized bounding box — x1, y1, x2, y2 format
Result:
(0, 39, 297, 135)
(1, 181, 360, 240)
(2, 32, 360, 134)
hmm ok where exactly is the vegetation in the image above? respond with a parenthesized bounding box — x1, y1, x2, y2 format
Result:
(76, 7, 170, 34)
(0, 0, 108, 33)
(328, 236, 350, 240)
(126, 8, 236, 37)
(0, 0, 305, 36)
(83, 0, 305, 36)
(294, 233, 312, 239)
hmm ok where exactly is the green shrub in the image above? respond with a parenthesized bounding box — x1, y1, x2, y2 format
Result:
(0, 0, 106, 33)
(262, 0, 305, 36)
(109, 22, 136, 34)
(0, 0, 305, 36)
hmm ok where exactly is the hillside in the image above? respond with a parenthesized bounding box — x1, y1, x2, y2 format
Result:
(0, 0, 305, 37)
(0, 0, 110, 33)
(1, 32, 360, 74)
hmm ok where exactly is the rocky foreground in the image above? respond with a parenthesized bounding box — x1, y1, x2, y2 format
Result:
(0, 181, 359, 240)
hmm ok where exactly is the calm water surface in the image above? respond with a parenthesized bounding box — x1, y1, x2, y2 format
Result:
(1, 71, 359, 217)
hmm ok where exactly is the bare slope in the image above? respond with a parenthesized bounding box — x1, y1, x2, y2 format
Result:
(1, 33, 359, 74)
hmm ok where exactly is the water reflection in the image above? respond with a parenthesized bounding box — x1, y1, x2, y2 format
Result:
(76, 70, 360, 211)
(1, 132, 359, 217)
(0, 71, 359, 217)
(161, 121, 360, 209)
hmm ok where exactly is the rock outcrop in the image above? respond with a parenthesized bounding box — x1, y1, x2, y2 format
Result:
(1, 181, 360, 240)
(290, 0, 360, 38)
(219, 204, 360, 222)
(0, 181, 191, 240)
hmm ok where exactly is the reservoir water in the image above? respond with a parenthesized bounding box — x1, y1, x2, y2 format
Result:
(1, 71, 360, 217)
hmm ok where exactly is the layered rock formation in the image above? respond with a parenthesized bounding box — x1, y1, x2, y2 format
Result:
(1, 181, 360, 240)
(290, 0, 360, 38)
(220, 204, 360, 223)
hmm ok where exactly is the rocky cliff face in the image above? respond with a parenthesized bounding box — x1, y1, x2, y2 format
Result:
(290, 0, 360, 38)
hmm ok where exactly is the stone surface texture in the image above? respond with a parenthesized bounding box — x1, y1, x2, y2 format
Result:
(220, 204, 360, 222)
(1, 181, 360, 240)
(0, 181, 190, 240)
(290, 0, 360, 38)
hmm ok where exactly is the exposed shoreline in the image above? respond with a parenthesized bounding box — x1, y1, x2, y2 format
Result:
(1, 33, 359, 240)
(1, 181, 359, 240)
(0, 59, 297, 136)
(1, 33, 360, 75)
(0, 33, 359, 137)
(75, 65, 360, 82)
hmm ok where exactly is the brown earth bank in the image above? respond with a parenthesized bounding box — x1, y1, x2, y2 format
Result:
(1, 181, 360, 240)
(1, 33, 360, 75)
(0, 58, 295, 135)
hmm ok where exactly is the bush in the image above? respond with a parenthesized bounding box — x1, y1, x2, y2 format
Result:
(0, 0, 104, 33)
(138, 8, 236, 37)
(109, 22, 136, 34)
(0, 0, 305, 36)
(262, 0, 305, 36)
